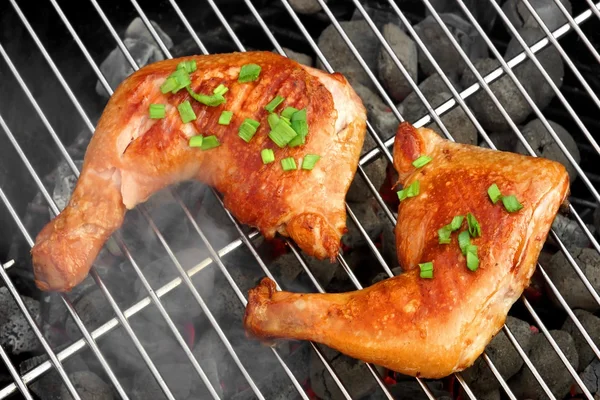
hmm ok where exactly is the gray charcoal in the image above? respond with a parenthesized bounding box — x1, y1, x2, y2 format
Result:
(463, 316, 535, 394)
(269, 251, 339, 290)
(60, 371, 113, 400)
(552, 214, 594, 249)
(399, 73, 477, 144)
(310, 345, 385, 400)
(505, 28, 564, 112)
(372, 267, 402, 284)
(479, 131, 518, 151)
(595, 207, 600, 242)
(288, 0, 326, 15)
(377, 23, 418, 102)
(413, 13, 488, 81)
(350, 1, 404, 31)
(368, 380, 452, 399)
(380, 210, 400, 269)
(52, 161, 83, 212)
(0, 287, 40, 355)
(546, 247, 600, 312)
(477, 389, 501, 400)
(509, 330, 578, 400)
(578, 359, 600, 394)
(502, 0, 572, 32)
(132, 363, 209, 399)
(95, 17, 173, 98)
(426, 0, 500, 33)
(343, 201, 384, 249)
(351, 81, 398, 141)
(561, 309, 600, 371)
(192, 328, 226, 398)
(317, 20, 379, 91)
(461, 58, 532, 131)
(514, 118, 579, 181)
(281, 47, 313, 66)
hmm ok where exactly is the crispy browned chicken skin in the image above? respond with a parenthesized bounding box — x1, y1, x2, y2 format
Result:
(243, 122, 569, 378)
(31, 51, 367, 292)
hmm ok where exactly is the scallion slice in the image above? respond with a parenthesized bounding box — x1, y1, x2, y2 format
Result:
(281, 107, 299, 119)
(149, 104, 166, 119)
(412, 155, 432, 168)
(419, 262, 433, 279)
(201, 135, 220, 150)
(265, 95, 285, 113)
(169, 69, 192, 93)
(281, 157, 297, 171)
(458, 231, 471, 255)
(268, 113, 280, 129)
(466, 250, 479, 271)
(177, 101, 196, 123)
(288, 133, 306, 147)
(488, 183, 502, 204)
(213, 84, 228, 96)
(261, 149, 275, 164)
(160, 76, 178, 94)
(291, 108, 306, 122)
(502, 195, 523, 213)
(302, 154, 320, 170)
(397, 180, 420, 201)
(269, 119, 298, 148)
(218, 111, 233, 125)
(450, 215, 464, 231)
(185, 87, 225, 107)
(177, 60, 197, 74)
(238, 64, 261, 83)
(239, 118, 260, 143)
(466, 213, 481, 238)
(438, 227, 451, 244)
(188, 135, 203, 148)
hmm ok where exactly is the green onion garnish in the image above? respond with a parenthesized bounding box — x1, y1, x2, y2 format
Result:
(438, 227, 451, 244)
(487, 183, 502, 204)
(177, 60, 197, 74)
(291, 120, 308, 137)
(188, 135, 203, 148)
(261, 149, 275, 164)
(291, 108, 306, 122)
(177, 101, 196, 123)
(169, 69, 192, 94)
(419, 262, 433, 279)
(412, 155, 432, 168)
(281, 107, 299, 119)
(149, 104, 166, 119)
(239, 118, 260, 143)
(268, 113, 280, 129)
(238, 64, 261, 83)
(218, 111, 233, 125)
(213, 84, 228, 96)
(281, 157, 297, 171)
(269, 119, 298, 148)
(450, 215, 464, 231)
(289, 110, 309, 147)
(201, 135, 220, 150)
(466, 249, 479, 271)
(185, 87, 226, 107)
(458, 231, 471, 255)
(466, 213, 481, 238)
(265, 95, 285, 113)
(160, 76, 178, 94)
(302, 154, 320, 170)
(397, 180, 420, 201)
(502, 195, 523, 213)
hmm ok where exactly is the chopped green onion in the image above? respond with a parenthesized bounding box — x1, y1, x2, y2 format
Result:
(201, 135, 220, 150)
(466, 244, 478, 256)
(438, 227, 452, 244)
(397, 180, 420, 201)
(188, 135, 203, 148)
(288, 132, 306, 147)
(450, 215, 464, 231)
(291, 119, 308, 137)
(412, 155, 432, 168)
(302, 154, 320, 170)
(502, 195, 524, 213)
(265, 95, 285, 113)
(213, 84, 228, 96)
(291, 108, 306, 122)
(238, 64, 261, 83)
(149, 104, 166, 119)
(169, 69, 192, 93)
(218, 111, 233, 125)
(268, 113, 280, 129)
(177, 60, 197, 74)
(419, 262, 434, 279)
(160, 76, 178, 94)
(185, 87, 226, 107)
(488, 183, 502, 204)
(466, 250, 479, 271)
(458, 231, 471, 255)
(466, 213, 481, 238)
(281, 107, 299, 119)
(261, 149, 275, 164)
(269, 119, 298, 147)
(177, 101, 196, 123)
(239, 118, 260, 143)
(281, 157, 297, 171)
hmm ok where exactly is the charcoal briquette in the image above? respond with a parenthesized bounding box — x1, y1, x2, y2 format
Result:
(501, 0, 572, 32)
(561, 309, 600, 372)
(342, 201, 384, 249)
(551, 214, 595, 249)
(377, 23, 417, 102)
(60, 371, 114, 400)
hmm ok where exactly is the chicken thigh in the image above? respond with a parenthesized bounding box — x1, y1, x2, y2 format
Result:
(31, 51, 367, 292)
(243, 122, 569, 378)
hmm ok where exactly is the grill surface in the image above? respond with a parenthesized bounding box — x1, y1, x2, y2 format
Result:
(0, 0, 599, 399)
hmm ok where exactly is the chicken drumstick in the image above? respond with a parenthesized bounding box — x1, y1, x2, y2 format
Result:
(31, 51, 366, 292)
(243, 122, 569, 378)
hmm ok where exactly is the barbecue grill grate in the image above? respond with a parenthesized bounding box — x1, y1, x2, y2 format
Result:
(0, 0, 599, 399)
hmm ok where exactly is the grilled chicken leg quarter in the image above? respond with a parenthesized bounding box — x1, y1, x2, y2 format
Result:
(243, 122, 570, 378)
(31, 51, 367, 292)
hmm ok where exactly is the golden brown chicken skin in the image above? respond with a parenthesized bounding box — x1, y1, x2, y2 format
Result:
(31, 51, 367, 292)
(243, 122, 569, 378)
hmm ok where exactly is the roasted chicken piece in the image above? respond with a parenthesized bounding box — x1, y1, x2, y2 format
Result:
(243, 122, 569, 378)
(31, 51, 367, 292)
